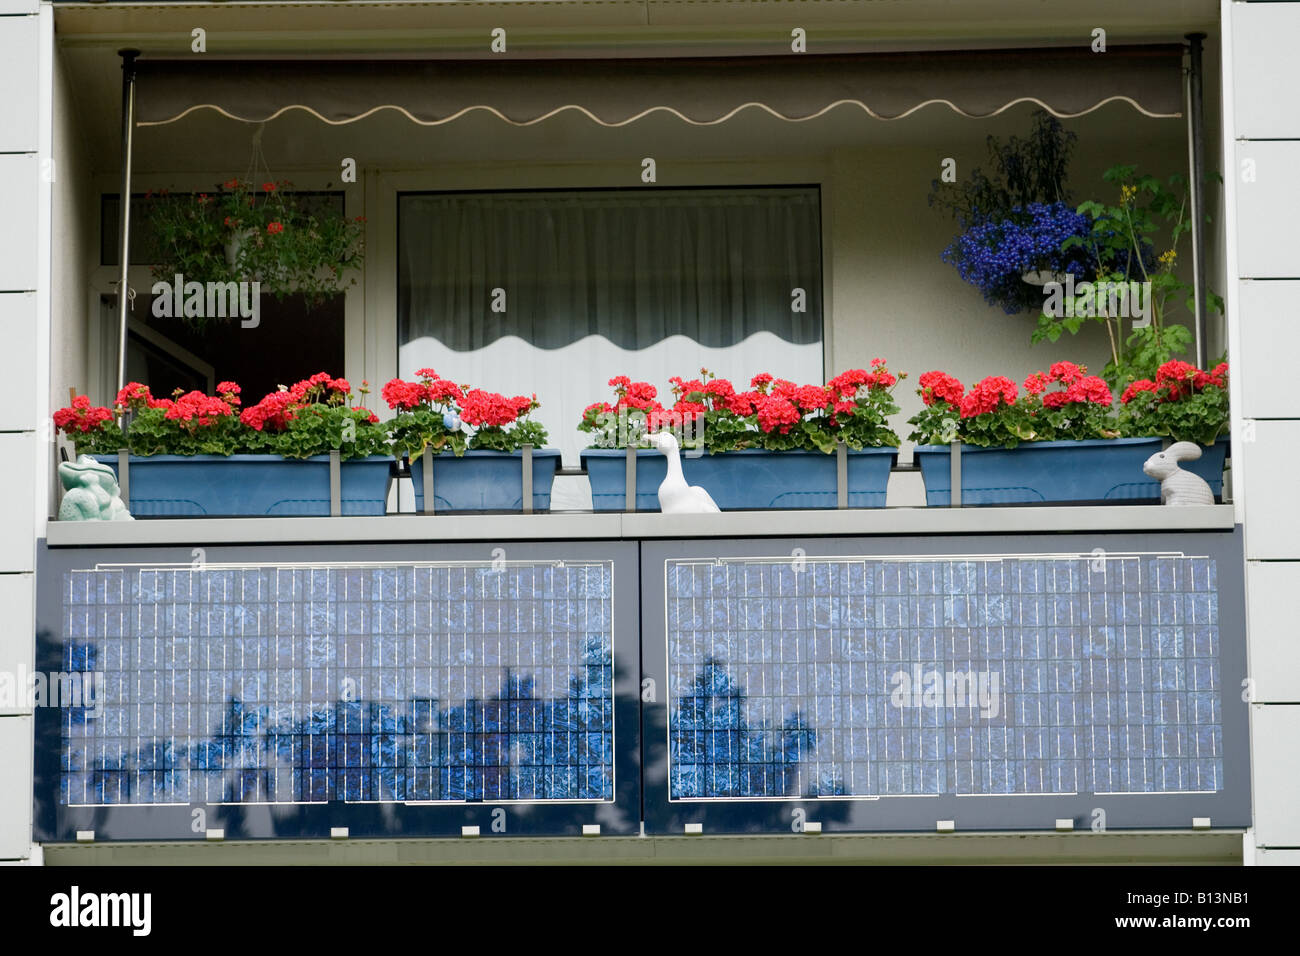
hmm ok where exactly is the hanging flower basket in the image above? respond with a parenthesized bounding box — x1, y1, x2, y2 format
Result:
(142, 178, 365, 328)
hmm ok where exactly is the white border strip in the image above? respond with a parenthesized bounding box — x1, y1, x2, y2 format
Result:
(137, 95, 1181, 129)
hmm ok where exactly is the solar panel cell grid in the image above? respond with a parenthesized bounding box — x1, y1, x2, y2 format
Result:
(666, 555, 1222, 801)
(59, 562, 616, 807)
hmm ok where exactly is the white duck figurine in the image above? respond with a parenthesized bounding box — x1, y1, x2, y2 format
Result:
(646, 431, 720, 514)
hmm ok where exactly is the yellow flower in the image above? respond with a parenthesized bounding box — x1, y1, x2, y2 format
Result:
(1120, 184, 1138, 204)
(1158, 249, 1177, 267)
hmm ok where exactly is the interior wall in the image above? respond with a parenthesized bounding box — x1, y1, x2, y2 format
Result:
(830, 128, 1206, 376)
(50, 41, 94, 424)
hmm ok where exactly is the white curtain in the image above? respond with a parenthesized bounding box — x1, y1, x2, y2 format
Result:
(398, 187, 824, 508)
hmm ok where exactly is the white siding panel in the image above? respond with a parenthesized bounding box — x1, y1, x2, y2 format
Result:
(1236, 141, 1300, 279)
(0, 14, 38, 151)
(0, 716, 30, 859)
(1239, 280, 1300, 418)
(1233, 2, 1300, 140)
(1252, 704, 1300, 848)
(0, 574, 32, 716)
(1241, 420, 1300, 560)
(0, 432, 34, 572)
(1246, 561, 1300, 703)
(0, 292, 36, 431)
(0, 154, 38, 291)
(1256, 848, 1300, 865)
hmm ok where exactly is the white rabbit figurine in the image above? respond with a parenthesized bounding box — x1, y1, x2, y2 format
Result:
(1143, 442, 1214, 506)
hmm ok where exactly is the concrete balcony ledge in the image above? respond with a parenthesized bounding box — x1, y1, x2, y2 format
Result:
(42, 829, 1247, 867)
(43, 504, 1236, 547)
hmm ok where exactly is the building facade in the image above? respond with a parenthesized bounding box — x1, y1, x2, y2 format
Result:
(0, 0, 1292, 864)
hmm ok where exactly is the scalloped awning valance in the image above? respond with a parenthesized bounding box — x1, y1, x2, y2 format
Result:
(133, 46, 1186, 128)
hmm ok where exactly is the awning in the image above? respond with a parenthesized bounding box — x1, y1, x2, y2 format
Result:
(134, 46, 1185, 128)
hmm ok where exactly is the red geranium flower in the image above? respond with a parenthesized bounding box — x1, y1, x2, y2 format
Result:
(917, 371, 965, 407)
(727, 390, 761, 416)
(1048, 361, 1086, 385)
(793, 384, 831, 413)
(959, 376, 1018, 418)
(53, 395, 115, 435)
(1023, 371, 1050, 395)
(755, 395, 801, 434)
(240, 391, 297, 431)
(827, 369, 871, 397)
(1120, 379, 1159, 404)
(381, 379, 425, 411)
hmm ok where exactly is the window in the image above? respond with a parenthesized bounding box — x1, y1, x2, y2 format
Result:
(99, 192, 347, 403)
(398, 186, 825, 502)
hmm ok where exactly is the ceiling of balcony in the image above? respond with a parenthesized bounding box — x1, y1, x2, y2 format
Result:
(54, 0, 1221, 58)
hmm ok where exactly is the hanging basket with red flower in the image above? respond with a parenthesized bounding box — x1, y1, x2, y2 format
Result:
(142, 177, 365, 327)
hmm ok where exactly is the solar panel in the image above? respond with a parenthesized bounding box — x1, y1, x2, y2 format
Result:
(59, 561, 616, 807)
(664, 554, 1222, 801)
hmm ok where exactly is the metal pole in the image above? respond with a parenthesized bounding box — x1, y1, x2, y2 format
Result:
(1185, 33, 1208, 369)
(115, 49, 140, 400)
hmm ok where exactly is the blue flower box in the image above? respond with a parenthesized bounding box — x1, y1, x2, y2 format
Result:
(581, 450, 666, 512)
(581, 447, 897, 511)
(92, 454, 393, 517)
(410, 449, 560, 512)
(913, 436, 1229, 506)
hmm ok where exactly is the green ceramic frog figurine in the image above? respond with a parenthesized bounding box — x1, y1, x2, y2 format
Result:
(58, 456, 133, 521)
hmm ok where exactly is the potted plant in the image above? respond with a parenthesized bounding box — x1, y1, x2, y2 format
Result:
(930, 111, 1094, 314)
(579, 376, 672, 511)
(1034, 163, 1225, 395)
(1118, 359, 1231, 493)
(383, 369, 557, 512)
(53, 375, 391, 517)
(909, 361, 1227, 505)
(580, 365, 902, 510)
(143, 178, 365, 327)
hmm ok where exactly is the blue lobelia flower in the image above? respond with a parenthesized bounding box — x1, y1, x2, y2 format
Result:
(942, 201, 1095, 314)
